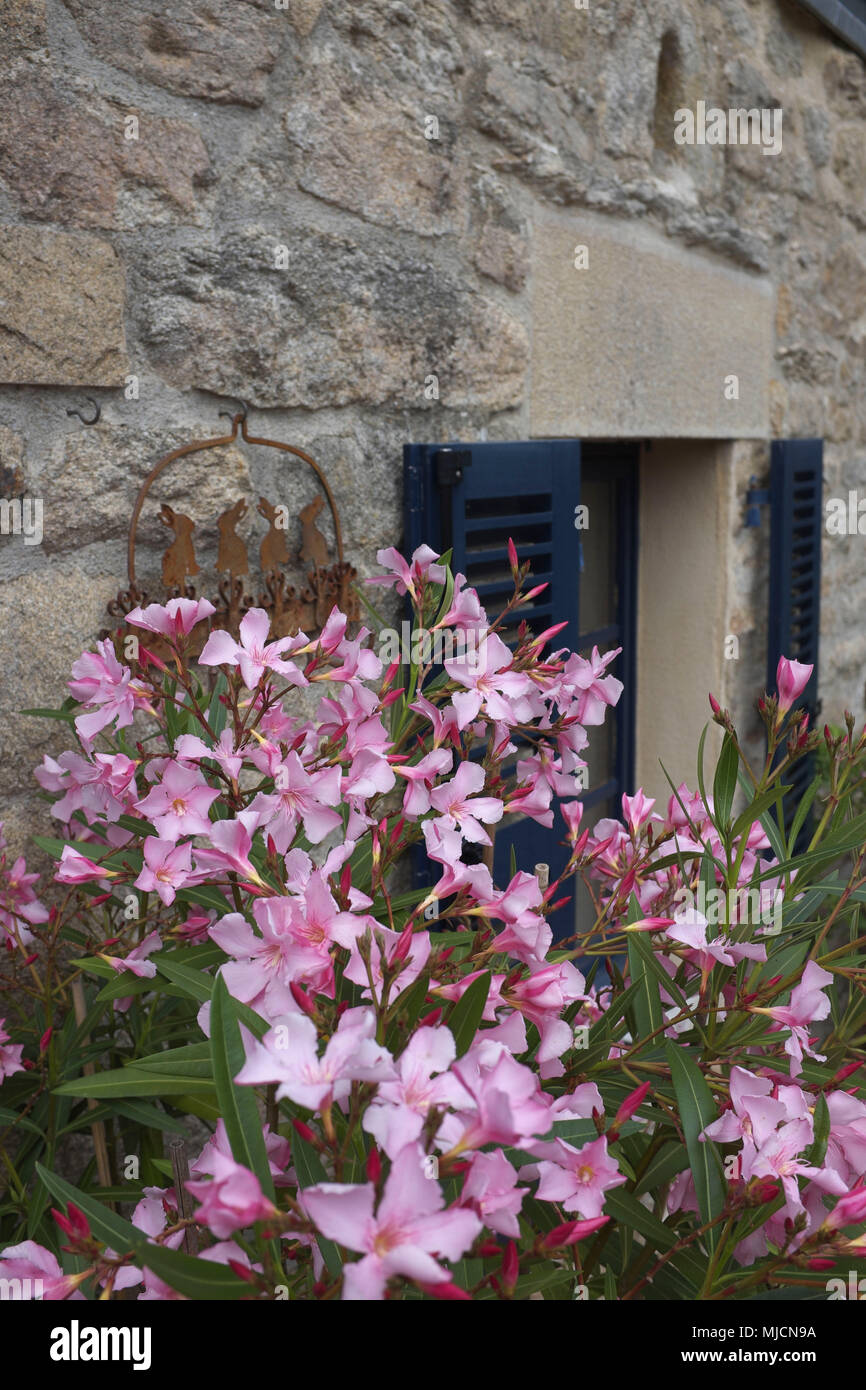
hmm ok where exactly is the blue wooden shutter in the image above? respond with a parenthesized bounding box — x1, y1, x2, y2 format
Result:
(404, 440, 581, 919)
(767, 439, 823, 829)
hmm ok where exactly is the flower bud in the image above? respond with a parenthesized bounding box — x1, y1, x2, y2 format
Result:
(501, 1241, 519, 1292)
(51, 1202, 90, 1242)
(542, 1216, 608, 1248)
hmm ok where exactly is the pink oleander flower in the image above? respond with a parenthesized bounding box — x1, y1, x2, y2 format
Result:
(126, 597, 215, 642)
(506, 961, 592, 1062)
(210, 875, 367, 1017)
(191, 1119, 291, 1186)
(67, 638, 147, 741)
(34, 750, 138, 826)
(621, 790, 659, 836)
(0, 1240, 86, 1299)
(301, 1142, 481, 1300)
(368, 545, 447, 602)
(741, 1117, 846, 1216)
(701, 1066, 787, 1154)
(527, 1135, 627, 1219)
(393, 748, 453, 818)
(444, 632, 534, 731)
(199, 608, 309, 690)
(134, 838, 193, 906)
(135, 761, 220, 842)
(430, 573, 487, 634)
(344, 922, 432, 1004)
(237, 1007, 395, 1110)
(191, 811, 264, 885)
(55, 845, 117, 885)
(100, 930, 163, 980)
(186, 1151, 278, 1239)
(776, 656, 813, 715)
(175, 729, 243, 782)
(362, 1026, 457, 1157)
(428, 759, 504, 845)
(665, 909, 766, 985)
(472, 870, 552, 970)
(0, 1018, 25, 1082)
(752, 960, 834, 1077)
(822, 1180, 866, 1231)
(0, 834, 49, 947)
(438, 1039, 552, 1155)
(248, 750, 342, 850)
(559, 646, 623, 726)
(460, 1149, 527, 1238)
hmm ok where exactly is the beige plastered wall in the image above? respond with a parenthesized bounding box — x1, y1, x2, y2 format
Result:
(527, 206, 775, 803)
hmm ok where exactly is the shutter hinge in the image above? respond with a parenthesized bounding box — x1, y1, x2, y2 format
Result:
(433, 448, 472, 487)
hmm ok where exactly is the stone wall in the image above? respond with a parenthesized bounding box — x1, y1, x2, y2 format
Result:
(1, 0, 865, 856)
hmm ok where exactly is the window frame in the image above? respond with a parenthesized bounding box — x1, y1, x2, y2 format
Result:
(792, 0, 866, 60)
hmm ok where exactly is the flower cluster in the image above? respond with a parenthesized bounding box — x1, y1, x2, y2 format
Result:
(1, 549, 865, 1302)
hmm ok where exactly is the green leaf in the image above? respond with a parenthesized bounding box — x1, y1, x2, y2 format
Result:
(807, 1092, 831, 1167)
(132, 1242, 253, 1300)
(36, 1163, 144, 1254)
(731, 785, 792, 843)
(110, 1100, 190, 1136)
(604, 1188, 676, 1251)
(627, 897, 663, 1040)
(38, 1166, 251, 1298)
(633, 1141, 690, 1198)
(0, 1106, 44, 1137)
(155, 955, 215, 1003)
(385, 973, 430, 1053)
(712, 733, 739, 833)
(53, 1067, 217, 1098)
(696, 722, 709, 810)
(207, 672, 229, 738)
(210, 975, 274, 1200)
(788, 775, 821, 856)
(447, 972, 491, 1057)
(290, 1131, 342, 1278)
(133, 1042, 214, 1077)
(665, 1043, 725, 1240)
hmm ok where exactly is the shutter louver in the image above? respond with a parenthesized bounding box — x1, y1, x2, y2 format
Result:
(767, 439, 823, 831)
(404, 440, 581, 917)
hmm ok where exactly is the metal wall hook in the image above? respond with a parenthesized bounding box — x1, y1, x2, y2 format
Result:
(218, 397, 249, 426)
(66, 397, 101, 426)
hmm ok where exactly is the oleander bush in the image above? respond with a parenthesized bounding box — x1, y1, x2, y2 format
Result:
(1, 543, 866, 1301)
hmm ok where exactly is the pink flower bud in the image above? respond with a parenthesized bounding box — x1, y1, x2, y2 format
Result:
(613, 1081, 652, 1129)
(366, 1146, 382, 1184)
(776, 656, 813, 715)
(52, 1202, 90, 1242)
(421, 1280, 472, 1301)
(290, 982, 317, 1018)
(542, 1216, 609, 1248)
(501, 1240, 519, 1291)
(391, 922, 415, 964)
(292, 1119, 317, 1146)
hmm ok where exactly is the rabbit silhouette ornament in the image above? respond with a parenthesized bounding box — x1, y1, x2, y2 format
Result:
(159, 505, 199, 591)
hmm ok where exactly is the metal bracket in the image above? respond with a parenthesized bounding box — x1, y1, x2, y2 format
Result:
(433, 447, 472, 487)
(66, 397, 101, 426)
